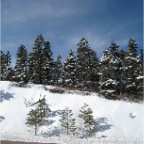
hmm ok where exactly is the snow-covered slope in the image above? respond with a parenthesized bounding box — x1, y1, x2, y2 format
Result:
(0, 81, 143, 144)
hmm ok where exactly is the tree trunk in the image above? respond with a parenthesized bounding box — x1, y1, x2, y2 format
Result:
(35, 123, 37, 135)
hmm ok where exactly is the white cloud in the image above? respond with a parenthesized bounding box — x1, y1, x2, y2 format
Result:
(2, 1, 77, 24)
(2, 0, 108, 24)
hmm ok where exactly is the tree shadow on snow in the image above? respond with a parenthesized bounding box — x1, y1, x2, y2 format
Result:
(98, 135, 108, 139)
(41, 119, 55, 126)
(50, 110, 63, 117)
(0, 90, 14, 102)
(41, 126, 62, 137)
(96, 117, 112, 132)
(0, 116, 5, 122)
(79, 117, 112, 139)
(41, 110, 63, 137)
(96, 117, 112, 139)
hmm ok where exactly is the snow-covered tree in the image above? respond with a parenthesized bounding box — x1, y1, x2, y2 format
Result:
(99, 42, 123, 99)
(13, 45, 28, 85)
(0, 51, 6, 80)
(28, 35, 53, 84)
(79, 103, 95, 135)
(119, 49, 127, 62)
(52, 55, 63, 86)
(0, 51, 12, 81)
(69, 118, 77, 136)
(60, 107, 76, 135)
(139, 48, 143, 64)
(124, 38, 141, 96)
(35, 96, 51, 120)
(135, 48, 143, 97)
(41, 41, 53, 84)
(26, 108, 42, 135)
(76, 37, 99, 90)
(26, 96, 51, 135)
(28, 35, 44, 84)
(64, 50, 77, 87)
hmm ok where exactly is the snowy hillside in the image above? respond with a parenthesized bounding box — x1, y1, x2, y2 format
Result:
(0, 81, 143, 144)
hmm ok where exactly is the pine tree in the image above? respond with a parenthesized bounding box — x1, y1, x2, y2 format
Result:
(36, 96, 51, 120)
(124, 38, 140, 97)
(41, 41, 54, 84)
(109, 42, 123, 95)
(119, 49, 127, 94)
(13, 45, 28, 85)
(28, 35, 53, 84)
(76, 37, 99, 90)
(26, 96, 51, 135)
(0, 51, 6, 80)
(26, 108, 42, 135)
(64, 50, 77, 87)
(28, 35, 44, 84)
(135, 48, 143, 98)
(79, 103, 95, 135)
(52, 55, 63, 86)
(119, 49, 127, 62)
(60, 107, 76, 135)
(99, 48, 111, 96)
(69, 118, 77, 136)
(99, 42, 123, 99)
(139, 48, 143, 64)
(0, 51, 12, 81)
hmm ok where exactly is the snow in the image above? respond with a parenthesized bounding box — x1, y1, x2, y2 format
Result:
(101, 90, 116, 94)
(100, 79, 118, 86)
(136, 76, 144, 79)
(125, 56, 138, 61)
(0, 81, 144, 143)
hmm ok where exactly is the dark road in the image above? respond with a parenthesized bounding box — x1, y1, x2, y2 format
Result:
(1, 141, 58, 144)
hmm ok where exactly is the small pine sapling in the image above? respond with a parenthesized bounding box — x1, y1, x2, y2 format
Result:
(79, 103, 96, 136)
(69, 118, 77, 136)
(26, 95, 51, 135)
(36, 96, 51, 120)
(60, 107, 76, 135)
(26, 108, 42, 135)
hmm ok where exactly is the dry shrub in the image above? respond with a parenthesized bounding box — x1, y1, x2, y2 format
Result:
(65, 87, 84, 91)
(49, 87, 65, 94)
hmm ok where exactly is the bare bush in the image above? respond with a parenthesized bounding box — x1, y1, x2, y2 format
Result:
(49, 87, 65, 94)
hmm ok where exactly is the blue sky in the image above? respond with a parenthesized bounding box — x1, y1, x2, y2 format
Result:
(1, 0, 143, 65)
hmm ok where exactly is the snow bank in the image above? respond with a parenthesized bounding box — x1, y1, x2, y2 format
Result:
(0, 81, 143, 143)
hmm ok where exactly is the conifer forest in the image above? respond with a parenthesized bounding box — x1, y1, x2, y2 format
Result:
(1, 35, 143, 100)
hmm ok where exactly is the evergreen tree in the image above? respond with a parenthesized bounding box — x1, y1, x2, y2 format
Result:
(64, 50, 77, 87)
(26, 108, 42, 135)
(36, 96, 51, 120)
(60, 107, 76, 135)
(0, 51, 12, 81)
(139, 48, 143, 64)
(28, 35, 44, 84)
(79, 103, 95, 135)
(28, 35, 53, 84)
(26, 96, 51, 135)
(41, 41, 54, 84)
(135, 48, 143, 98)
(119, 49, 127, 94)
(13, 45, 28, 85)
(124, 38, 140, 96)
(69, 118, 77, 136)
(76, 37, 99, 90)
(52, 55, 63, 86)
(99, 49, 111, 95)
(119, 49, 127, 62)
(99, 42, 123, 99)
(0, 51, 6, 80)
